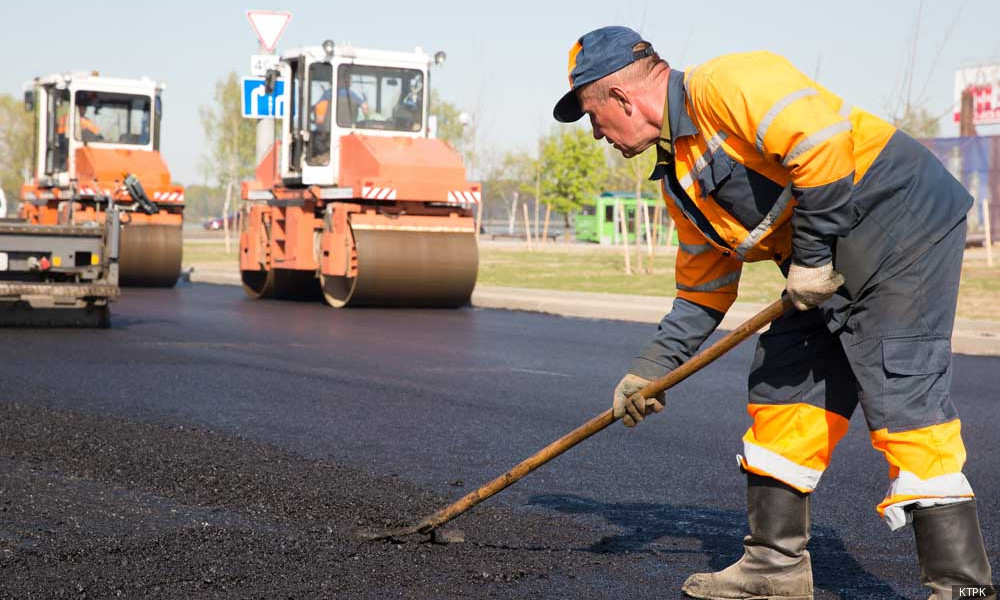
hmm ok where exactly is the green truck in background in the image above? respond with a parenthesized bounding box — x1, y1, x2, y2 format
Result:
(574, 192, 677, 245)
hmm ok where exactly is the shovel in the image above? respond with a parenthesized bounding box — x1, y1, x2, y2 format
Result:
(357, 296, 794, 542)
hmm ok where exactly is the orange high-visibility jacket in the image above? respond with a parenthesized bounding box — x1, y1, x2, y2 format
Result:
(659, 51, 896, 313)
(57, 113, 101, 137)
(314, 99, 330, 125)
(631, 52, 970, 378)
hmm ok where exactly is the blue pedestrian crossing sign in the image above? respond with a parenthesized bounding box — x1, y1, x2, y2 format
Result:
(241, 77, 286, 119)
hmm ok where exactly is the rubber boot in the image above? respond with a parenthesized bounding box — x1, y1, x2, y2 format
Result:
(913, 499, 995, 600)
(682, 473, 813, 600)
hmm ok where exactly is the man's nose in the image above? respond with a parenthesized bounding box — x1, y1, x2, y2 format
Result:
(588, 114, 603, 140)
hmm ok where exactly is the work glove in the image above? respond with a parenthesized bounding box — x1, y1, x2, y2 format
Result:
(785, 262, 845, 311)
(612, 373, 665, 428)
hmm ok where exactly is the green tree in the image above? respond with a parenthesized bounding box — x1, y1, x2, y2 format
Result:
(0, 94, 35, 201)
(182, 184, 226, 221)
(540, 126, 607, 226)
(429, 90, 474, 167)
(482, 150, 536, 232)
(603, 147, 659, 197)
(199, 72, 257, 186)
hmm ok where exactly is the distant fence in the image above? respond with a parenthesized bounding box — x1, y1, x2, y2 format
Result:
(921, 135, 1000, 244)
(483, 137, 1000, 246)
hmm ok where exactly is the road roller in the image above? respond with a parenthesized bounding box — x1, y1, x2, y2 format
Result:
(239, 40, 479, 308)
(19, 72, 184, 287)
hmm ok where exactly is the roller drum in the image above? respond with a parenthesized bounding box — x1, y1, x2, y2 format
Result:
(241, 269, 274, 299)
(242, 268, 319, 301)
(119, 223, 182, 287)
(322, 227, 478, 308)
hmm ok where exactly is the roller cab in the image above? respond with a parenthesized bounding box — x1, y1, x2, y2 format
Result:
(20, 72, 184, 287)
(240, 41, 479, 308)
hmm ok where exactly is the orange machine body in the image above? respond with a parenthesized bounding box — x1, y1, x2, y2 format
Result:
(20, 146, 184, 228)
(338, 134, 470, 201)
(241, 133, 479, 276)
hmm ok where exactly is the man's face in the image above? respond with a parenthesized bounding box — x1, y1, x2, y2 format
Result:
(579, 87, 652, 159)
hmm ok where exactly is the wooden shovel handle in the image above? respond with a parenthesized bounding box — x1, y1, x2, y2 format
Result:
(413, 296, 794, 534)
(635, 295, 794, 400)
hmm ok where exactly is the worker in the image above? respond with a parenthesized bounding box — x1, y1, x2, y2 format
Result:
(553, 26, 993, 600)
(330, 75, 370, 127)
(312, 83, 370, 129)
(57, 102, 102, 143)
(312, 86, 334, 128)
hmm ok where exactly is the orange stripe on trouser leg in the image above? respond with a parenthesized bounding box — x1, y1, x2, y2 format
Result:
(739, 403, 850, 493)
(870, 420, 973, 526)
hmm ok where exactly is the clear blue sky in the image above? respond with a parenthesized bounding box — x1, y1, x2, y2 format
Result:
(3, 0, 998, 184)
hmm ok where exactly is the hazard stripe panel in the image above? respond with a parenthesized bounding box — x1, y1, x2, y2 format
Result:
(361, 186, 398, 200)
(78, 188, 115, 197)
(447, 190, 480, 207)
(151, 191, 185, 202)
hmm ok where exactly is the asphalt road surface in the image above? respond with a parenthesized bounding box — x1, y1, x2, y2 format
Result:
(1, 283, 997, 599)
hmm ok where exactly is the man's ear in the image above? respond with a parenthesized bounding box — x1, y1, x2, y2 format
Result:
(609, 86, 633, 116)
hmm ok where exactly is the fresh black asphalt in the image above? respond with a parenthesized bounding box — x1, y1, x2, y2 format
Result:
(1, 282, 996, 598)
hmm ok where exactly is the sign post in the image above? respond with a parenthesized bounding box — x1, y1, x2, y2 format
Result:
(984, 198, 993, 268)
(246, 10, 292, 166)
(238, 10, 291, 251)
(247, 10, 292, 53)
(250, 54, 280, 76)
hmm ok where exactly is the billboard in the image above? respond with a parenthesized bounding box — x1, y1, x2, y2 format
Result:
(953, 65, 1000, 125)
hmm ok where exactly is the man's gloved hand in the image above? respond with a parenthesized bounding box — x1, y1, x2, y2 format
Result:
(785, 262, 845, 311)
(612, 373, 665, 428)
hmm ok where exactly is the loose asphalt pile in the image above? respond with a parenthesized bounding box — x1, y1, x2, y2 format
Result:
(0, 402, 669, 599)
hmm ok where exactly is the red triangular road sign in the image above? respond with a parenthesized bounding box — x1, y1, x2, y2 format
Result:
(247, 10, 292, 53)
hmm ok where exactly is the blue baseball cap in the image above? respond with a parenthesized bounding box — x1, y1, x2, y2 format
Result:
(553, 26, 654, 123)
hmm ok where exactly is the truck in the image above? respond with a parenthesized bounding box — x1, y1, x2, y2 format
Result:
(19, 71, 184, 287)
(240, 40, 480, 307)
(574, 192, 670, 245)
(0, 205, 120, 327)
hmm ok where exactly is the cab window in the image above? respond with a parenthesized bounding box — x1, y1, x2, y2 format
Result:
(306, 62, 333, 166)
(48, 88, 71, 173)
(335, 64, 423, 132)
(74, 91, 151, 145)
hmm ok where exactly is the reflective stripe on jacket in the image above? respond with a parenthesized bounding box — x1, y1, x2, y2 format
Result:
(655, 52, 895, 314)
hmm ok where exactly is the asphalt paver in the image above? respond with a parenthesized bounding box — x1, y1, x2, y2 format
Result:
(1, 283, 997, 599)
